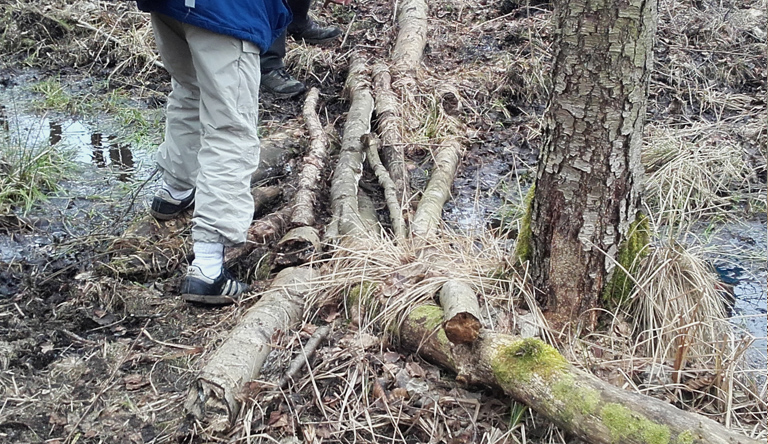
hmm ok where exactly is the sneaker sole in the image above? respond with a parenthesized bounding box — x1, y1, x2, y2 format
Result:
(182, 293, 238, 305)
(149, 208, 184, 221)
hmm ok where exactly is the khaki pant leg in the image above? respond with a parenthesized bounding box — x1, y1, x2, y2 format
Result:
(183, 23, 261, 246)
(150, 13, 201, 191)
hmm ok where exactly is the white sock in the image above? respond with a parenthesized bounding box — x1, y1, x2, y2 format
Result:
(163, 180, 193, 200)
(192, 242, 224, 279)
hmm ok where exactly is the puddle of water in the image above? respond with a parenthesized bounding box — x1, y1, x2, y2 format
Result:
(0, 106, 148, 182)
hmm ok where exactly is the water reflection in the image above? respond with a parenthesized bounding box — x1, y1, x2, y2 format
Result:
(46, 120, 137, 182)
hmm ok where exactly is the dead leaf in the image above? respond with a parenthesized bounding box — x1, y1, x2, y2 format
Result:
(406, 361, 425, 378)
(124, 374, 149, 390)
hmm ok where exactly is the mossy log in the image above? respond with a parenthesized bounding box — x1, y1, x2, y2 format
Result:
(399, 305, 761, 444)
(185, 267, 315, 427)
(438, 280, 482, 344)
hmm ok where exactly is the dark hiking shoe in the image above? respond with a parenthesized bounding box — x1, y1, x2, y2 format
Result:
(261, 68, 307, 99)
(180, 265, 250, 305)
(150, 188, 195, 220)
(288, 21, 342, 45)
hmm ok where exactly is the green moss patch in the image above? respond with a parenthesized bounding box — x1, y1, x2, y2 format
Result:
(600, 403, 671, 444)
(492, 338, 567, 384)
(552, 377, 600, 421)
(602, 213, 650, 308)
(513, 185, 536, 263)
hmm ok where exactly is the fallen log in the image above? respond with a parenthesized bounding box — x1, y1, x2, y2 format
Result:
(391, 0, 428, 75)
(363, 133, 406, 239)
(292, 87, 330, 227)
(327, 53, 373, 238)
(411, 138, 464, 237)
(438, 280, 482, 344)
(399, 304, 761, 444)
(184, 266, 316, 427)
(372, 63, 411, 209)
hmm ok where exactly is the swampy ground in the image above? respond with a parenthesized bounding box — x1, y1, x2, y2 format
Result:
(0, 0, 766, 443)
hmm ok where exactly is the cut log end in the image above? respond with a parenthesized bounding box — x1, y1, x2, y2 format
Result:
(443, 312, 481, 344)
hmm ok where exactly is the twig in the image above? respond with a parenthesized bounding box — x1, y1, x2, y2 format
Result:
(279, 324, 331, 389)
(362, 134, 406, 240)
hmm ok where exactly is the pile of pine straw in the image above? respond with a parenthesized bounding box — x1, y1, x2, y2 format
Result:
(0, 0, 765, 442)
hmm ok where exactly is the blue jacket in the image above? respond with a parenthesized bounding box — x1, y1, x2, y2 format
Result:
(136, 0, 292, 53)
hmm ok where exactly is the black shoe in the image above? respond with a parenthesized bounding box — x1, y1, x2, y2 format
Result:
(180, 266, 250, 305)
(288, 21, 342, 45)
(150, 188, 195, 220)
(261, 68, 307, 99)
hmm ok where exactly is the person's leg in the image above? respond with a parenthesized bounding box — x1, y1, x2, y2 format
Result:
(286, 0, 342, 44)
(183, 24, 261, 249)
(259, 30, 306, 98)
(150, 13, 201, 192)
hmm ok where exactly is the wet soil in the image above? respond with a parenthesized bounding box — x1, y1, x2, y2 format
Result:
(0, 0, 766, 443)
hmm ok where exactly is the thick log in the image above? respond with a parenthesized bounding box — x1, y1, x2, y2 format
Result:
(292, 87, 330, 227)
(391, 0, 427, 75)
(184, 267, 315, 427)
(411, 138, 464, 237)
(399, 305, 761, 444)
(438, 280, 482, 344)
(328, 53, 374, 238)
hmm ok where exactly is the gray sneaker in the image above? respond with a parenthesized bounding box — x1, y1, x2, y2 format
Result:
(261, 68, 306, 99)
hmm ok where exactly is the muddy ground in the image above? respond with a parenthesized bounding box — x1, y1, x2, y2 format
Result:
(0, 0, 766, 443)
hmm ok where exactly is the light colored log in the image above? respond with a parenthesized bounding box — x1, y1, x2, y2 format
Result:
(328, 53, 374, 238)
(184, 267, 316, 427)
(411, 138, 464, 237)
(363, 134, 406, 239)
(292, 88, 330, 227)
(391, 0, 428, 75)
(438, 280, 482, 344)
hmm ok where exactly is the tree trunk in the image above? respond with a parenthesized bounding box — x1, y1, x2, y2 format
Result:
(399, 305, 761, 444)
(530, 0, 653, 331)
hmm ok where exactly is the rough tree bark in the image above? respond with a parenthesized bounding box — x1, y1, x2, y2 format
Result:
(530, 0, 652, 331)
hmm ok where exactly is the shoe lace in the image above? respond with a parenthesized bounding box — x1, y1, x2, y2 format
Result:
(273, 68, 292, 81)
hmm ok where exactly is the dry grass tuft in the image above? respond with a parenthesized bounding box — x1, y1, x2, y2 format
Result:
(643, 122, 766, 233)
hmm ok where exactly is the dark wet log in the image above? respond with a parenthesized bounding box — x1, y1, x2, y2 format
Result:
(185, 267, 315, 428)
(399, 305, 761, 444)
(438, 280, 481, 344)
(251, 186, 282, 219)
(224, 208, 292, 264)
